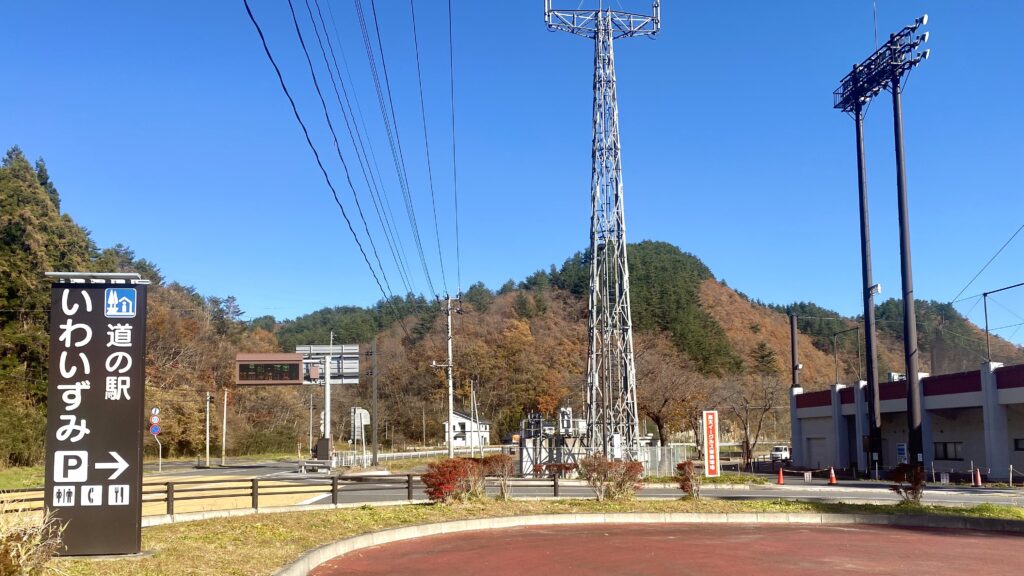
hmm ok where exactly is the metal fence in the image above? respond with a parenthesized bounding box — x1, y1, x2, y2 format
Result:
(0, 474, 570, 517)
(335, 446, 502, 467)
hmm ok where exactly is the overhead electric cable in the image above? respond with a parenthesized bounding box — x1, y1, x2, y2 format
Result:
(356, 0, 437, 297)
(305, 0, 412, 295)
(325, 1, 414, 298)
(242, 0, 410, 338)
(447, 0, 463, 296)
(409, 0, 449, 294)
(950, 223, 1024, 303)
(287, 0, 397, 303)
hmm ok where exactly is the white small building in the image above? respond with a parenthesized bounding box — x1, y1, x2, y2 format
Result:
(444, 410, 490, 448)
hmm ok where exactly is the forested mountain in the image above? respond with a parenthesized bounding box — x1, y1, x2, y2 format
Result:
(2, 147, 1021, 466)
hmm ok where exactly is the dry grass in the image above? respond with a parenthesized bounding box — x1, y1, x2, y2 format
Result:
(51, 498, 1024, 576)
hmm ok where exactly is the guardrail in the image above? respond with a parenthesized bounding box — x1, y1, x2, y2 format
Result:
(334, 447, 502, 467)
(0, 475, 570, 516)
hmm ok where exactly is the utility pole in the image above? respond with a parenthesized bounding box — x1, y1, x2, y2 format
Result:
(205, 391, 212, 468)
(545, 0, 659, 461)
(325, 331, 333, 462)
(221, 388, 228, 466)
(431, 296, 456, 458)
(371, 337, 379, 466)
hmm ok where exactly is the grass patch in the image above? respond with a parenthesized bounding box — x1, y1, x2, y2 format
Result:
(49, 497, 1024, 576)
(0, 466, 44, 490)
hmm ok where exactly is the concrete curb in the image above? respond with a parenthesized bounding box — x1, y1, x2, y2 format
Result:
(272, 512, 1024, 576)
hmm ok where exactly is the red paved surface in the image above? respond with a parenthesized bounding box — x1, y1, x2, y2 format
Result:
(310, 523, 1024, 576)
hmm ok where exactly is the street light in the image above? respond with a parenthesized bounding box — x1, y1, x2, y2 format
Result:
(983, 282, 1024, 362)
(831, 327, 861, 385)
(835, 14, 930, 468)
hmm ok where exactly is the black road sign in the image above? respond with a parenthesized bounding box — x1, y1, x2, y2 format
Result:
(45, 281, 147, 555)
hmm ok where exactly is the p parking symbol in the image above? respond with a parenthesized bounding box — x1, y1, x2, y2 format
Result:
(54, 450, 89, 483)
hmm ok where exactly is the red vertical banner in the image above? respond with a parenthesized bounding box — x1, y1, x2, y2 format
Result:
(703, 410, 720, 477)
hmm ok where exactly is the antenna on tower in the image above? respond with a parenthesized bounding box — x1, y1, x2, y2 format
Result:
(544, 1, 660, 462)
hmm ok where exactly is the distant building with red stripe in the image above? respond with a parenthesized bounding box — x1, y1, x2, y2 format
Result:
(789, 362, 1024, 480)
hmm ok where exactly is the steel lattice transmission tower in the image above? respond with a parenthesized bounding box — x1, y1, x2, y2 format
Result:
(545, 1, 660, 460)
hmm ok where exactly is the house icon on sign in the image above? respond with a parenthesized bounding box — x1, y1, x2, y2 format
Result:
(104, 288, 136, 318)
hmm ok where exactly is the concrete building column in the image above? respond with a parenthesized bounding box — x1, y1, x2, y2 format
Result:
(831, 384, 849, 469)
(853, 380, 868, 474)
(981, 362, 1008, 480)
(790, 387, 803, 467)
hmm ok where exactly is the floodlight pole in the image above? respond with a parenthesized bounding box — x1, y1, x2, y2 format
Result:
(854, 98, 883, 470)
(835, 14, 929, 471)
(891, 59, 923, 466)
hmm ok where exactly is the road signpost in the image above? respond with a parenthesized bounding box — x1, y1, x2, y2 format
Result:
(703, 410, 721, 478)
(150, 416, 162, 473)
(44, 273, 148, 555)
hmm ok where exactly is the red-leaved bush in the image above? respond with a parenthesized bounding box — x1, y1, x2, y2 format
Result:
(421, 458, 483, 503)
(482, 454, 515, 500)
(577, 455, 644, 501)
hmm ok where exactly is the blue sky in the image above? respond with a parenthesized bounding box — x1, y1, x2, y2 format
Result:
(2, 1, 1022, 344)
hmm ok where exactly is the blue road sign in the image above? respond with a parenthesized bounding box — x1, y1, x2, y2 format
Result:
(104, 288, 137, 318)
(149, 424, 160, 435)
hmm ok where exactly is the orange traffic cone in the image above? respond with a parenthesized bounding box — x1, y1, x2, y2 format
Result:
(828, 466, 837, 485)
(973, 468, 983, 487)
(777, 467, 785, 485)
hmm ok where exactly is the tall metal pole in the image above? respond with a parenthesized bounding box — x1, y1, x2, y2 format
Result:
(891, 61, 923, 466)
(221, 388, 228, 466)
(371, 337, 379, 466)
(308, 392, 313, 458)
(855, 101, 882, 461)
(984, 293, 991, 361)
(790, 314, 799, 388)
(833, 334, 840, 384)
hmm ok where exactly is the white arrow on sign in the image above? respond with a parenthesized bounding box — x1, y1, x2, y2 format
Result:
(95, 451, 129, 480)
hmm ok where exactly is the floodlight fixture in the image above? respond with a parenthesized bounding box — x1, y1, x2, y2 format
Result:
(833, 15, 930, 113)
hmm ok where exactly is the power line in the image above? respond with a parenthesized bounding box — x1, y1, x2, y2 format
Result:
(305, 0, 413, 296)
(242, 0, 410, 338)
(356, 0, 437, 297)
(409, 0, 448, 294)
(950, 223, 1024, 303)
(325, 0, 416, 296)
(448, 0, 463, 296)
(287, 0, 397, 303)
